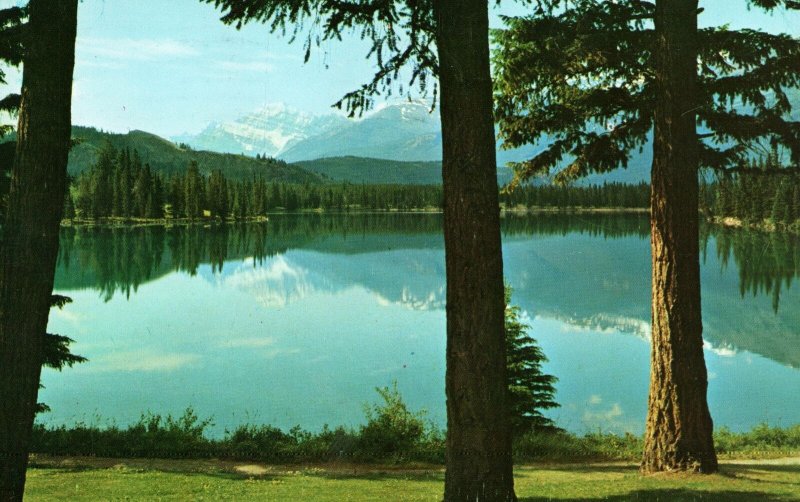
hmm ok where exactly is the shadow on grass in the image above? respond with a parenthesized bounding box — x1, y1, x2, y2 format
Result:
(725, 464, 800, 474)
(29, 456, 448, 484)
(520, 489, 790, 501)
(719, 465, 800, 488)
(519, 463, 634, 474)
(28, 457, 281, 482)
(307, 470, 444, 483)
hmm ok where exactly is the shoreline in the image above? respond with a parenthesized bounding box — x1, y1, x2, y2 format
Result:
(709, 216, 800, 235)
(58, 210, 800, 237)
(59, 206, 650, 228)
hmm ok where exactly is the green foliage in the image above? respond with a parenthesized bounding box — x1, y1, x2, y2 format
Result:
(513, 430, 642, 461)
(31, 405, 800, 463)
(71, 143, 166, 220)
(36, 295, 87, 414)
(505, 286, 559, 435)
(0, 5, 23, 139)
(501, 181, 649, 209)
(30, 389, 444, 463)
(32, 408, 214, 458)
(63, 133, 658, 221)
(493, 0, 800, 185)
(714, 423, 800, 457)
(40, 333, 86, 372)
(709, 168, 800, 228)
(357, 382, 431, 461)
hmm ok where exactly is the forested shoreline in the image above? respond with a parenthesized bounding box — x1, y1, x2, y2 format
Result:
(62, 146, 800, 235)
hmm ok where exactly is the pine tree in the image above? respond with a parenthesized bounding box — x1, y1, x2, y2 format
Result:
(494, 0, 800, 474)
(168, 174, 183, 218)
(91, 143, 116, 218)
(134, 163, 153, 218)
(504, 287, 558, 435)
(0, 1, 79, 498)
(149, 172, 165, 219)
(792, 181, 800, 225)
(37, 295, 86, 414)
(202, 1, 513, 497)
(184, 160, 202, 219)
(494, 1, 800, 183)
(772, 177, 793, 224)
(63, 187, 75, 220)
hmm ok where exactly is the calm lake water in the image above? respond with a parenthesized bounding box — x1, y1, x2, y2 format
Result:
(41, 213, 800, 436)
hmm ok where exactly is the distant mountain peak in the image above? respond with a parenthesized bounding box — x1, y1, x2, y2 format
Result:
(171, 101, 651, 181)
(172, 103, 348, 158)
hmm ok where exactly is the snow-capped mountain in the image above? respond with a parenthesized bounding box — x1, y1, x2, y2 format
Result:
(173, 103, 349, 158)
(175, 101, 447, 162)
(176, 101, 546, 165)
(279, 102, 443, 162)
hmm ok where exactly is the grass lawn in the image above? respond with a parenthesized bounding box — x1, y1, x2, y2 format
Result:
(24, 457, 800, 501)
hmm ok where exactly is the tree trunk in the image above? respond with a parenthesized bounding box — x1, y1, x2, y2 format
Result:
(0, 1, 78, 500)
(641, 0, 718, 474)
(434, 1, 516, 500)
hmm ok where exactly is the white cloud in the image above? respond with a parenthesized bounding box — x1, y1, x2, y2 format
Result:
(703, 340, 737, 357)
(583, 403, 624, 423)
(50, 307, 84, 325)
(77, 37, 200, 63)
(86, 351, 200, 372)
(260, 50, 302, 62)
(218, 61, 275, 73)
(588, 395, 603, 405)
(219, 336, 276, 349)
(262, 347, 301, 360)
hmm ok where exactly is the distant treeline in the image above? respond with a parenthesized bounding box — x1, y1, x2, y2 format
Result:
(65, 144, 800, 228)
(501, 182, 650, 209)
(66, 145, 655, 220)
(701, 171, 800, 228)
(67, 145, 443, 218)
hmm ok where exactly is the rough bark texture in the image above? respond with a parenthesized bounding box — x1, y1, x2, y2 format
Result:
(0, 1, 78, 500)
(434, 1, 516, 500)
(641, 0, 718, 474)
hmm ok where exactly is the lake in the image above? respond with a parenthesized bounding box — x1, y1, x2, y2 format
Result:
(41, 213, 800, 436)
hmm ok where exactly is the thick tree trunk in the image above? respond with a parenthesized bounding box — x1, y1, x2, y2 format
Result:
(641, 0, 718, 474)
(434, 1, 516, 500)
(0, 1, 78, 500)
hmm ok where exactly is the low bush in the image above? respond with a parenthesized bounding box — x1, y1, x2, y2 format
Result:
(31, 398, 799, 464)
(714, 423, 800, 457)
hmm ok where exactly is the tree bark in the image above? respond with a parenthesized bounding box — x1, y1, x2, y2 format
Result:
(434, 1, 516, 500)
(641, 0, 718, 474)
(0, 1, 78, 500)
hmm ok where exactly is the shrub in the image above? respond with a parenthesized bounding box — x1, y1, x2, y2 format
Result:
(357, 382, 427, 461)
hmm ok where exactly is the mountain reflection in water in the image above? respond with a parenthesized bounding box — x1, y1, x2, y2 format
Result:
(43, 213, 800, 435)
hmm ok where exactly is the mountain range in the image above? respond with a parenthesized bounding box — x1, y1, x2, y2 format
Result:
(175, 89, 800, 184)
(174, 102, 444, 162)
(59, 126, 513, 185)
(51, 88, 800, 186)
(174, 101, 652, 183)
(66, 126, 321, 183)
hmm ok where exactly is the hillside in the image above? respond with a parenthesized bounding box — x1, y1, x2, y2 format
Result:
(295, 156, 516, 186)
(67, 126, 322, 183)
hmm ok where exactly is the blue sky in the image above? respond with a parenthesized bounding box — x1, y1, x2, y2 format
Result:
(0, 0, 798, 138)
